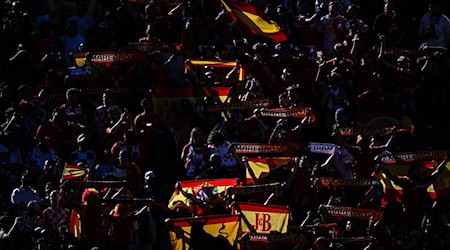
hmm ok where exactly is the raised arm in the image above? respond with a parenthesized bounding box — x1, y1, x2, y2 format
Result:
(426, 156, 449, 184)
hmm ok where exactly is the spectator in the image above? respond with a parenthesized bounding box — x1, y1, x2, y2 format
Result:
(94, 89, 124, 145)
(10, 171, 40, 216)
(181, 127, 209, 178)
(195, 153, 227, 180)
(9, 200, 43, 249)
(42, 190, 69, 235)
(61, 20, 85, 65)
(317, 1, 347, 58)
(418, 0, 450, 47)
(69, 133, 96, 169)
(118, 149, 143, 196)
(207, 129, 242, 179)
(26, 135, 57, 175)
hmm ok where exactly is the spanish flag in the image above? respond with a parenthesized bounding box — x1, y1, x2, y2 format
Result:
(168, 215, 240, 250)
(233, 203, 289, 234)
(434, 162, 450, 200)
(69, 209, 81, 239)
(374, 164, 436, 204)
(62, 164, 88, 180)
(246, 157, 292, 184)
(184, 59, 245, 82)
(220, 0, 287, 43)
(168, 179, 239, 212)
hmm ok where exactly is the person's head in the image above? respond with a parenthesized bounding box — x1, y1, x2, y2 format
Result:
(77, 133, 88, 150)
(189, 127, 203, 145)
(384, 1, 395, 14)
(27, 200, 41, 216)
(226, 110, 244, 123)
(252, 42, 269, 60)
(397, 56, 410, 69)
(328, 1, 338, 15)
(145, 1, 157, 22)
(370, 72, 382, 90)
(18, 84, 32, 100)
(141, 97, 154, 113)
(65, 88, 80, 106)
(207, 130, 225, 147)
(119, 149, 131, 166)
(49, 190, 63, 209)
(102, 89, 114, 107)
(204, 70, 216, 85)
(113, 204, 131, 217)
(145, 23, 155, 39)
(407, 165, 421, 181)
(276, 4, 288, 19)
(346, 4, 360, 19)
(43, 159, 56, 172)
(298, 155, 311, 170)
(281, 68, 295, 83)
(328, 71, 342, 89)
(21, 170, 32, 187)
(101, 150, 114, 165)
(45, 182, 56, 197)
(81, 188, 99, 205)
(333, 43, 345, 58)
(335, 108, 348, 125)
(4, 107, 16, 121)
(232, 38, 248, 57)
(429, 1, 442, 16)
(144, 170, 157, 186)
(51, 107, 63, 123)
(209, 153, 221, 170)
(274, 120, 289, 142)
(264, 3, 275, 17)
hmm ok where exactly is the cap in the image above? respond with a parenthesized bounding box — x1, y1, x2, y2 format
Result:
(144, 170, 156, 180)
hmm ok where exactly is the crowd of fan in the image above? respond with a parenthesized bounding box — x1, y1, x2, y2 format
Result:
(0, 0, 450, 249)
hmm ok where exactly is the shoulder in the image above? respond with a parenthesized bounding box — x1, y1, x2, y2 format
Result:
(442, 15, 450, 23)
(420, 13, 431, 21)
(11, 187, 22, 194)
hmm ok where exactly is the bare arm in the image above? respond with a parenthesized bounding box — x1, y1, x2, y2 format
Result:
(426, 157, 449, 184)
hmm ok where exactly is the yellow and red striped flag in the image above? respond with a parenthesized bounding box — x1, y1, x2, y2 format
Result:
(220, 0, 287, 43)
(168, 215, 240, 250)
(69, 209, 81, 239)
(62, 164, 88, 180)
